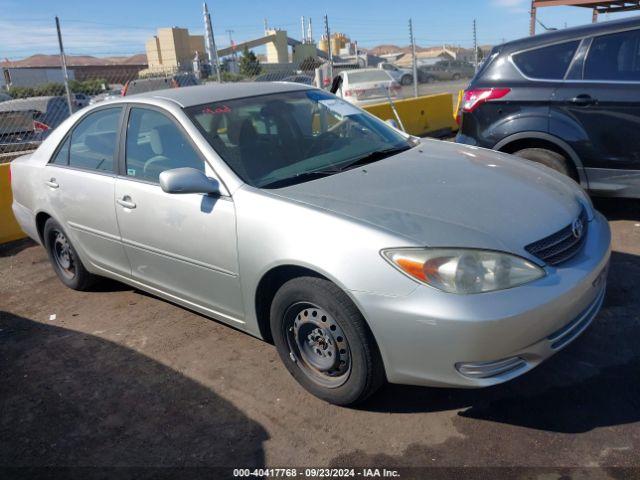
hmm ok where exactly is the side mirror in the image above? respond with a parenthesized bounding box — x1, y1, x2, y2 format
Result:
(159, 167, 220, 195)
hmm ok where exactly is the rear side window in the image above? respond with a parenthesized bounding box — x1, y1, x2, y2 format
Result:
(513, 41, 580, 79)
(50, 137, 70, 165)
(585, 29, 640, 81)
(68, 107, 122, 172)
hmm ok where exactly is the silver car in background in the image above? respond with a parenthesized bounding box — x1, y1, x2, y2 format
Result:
(10, 83, 611, 405)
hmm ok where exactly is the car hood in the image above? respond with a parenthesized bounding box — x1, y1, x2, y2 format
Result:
(272, 140, 584, 256)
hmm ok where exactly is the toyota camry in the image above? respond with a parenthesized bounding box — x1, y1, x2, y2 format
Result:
(10, 82, 611, 405)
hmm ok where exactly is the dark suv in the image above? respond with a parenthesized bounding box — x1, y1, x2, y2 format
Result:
(456, 17, 640, 198)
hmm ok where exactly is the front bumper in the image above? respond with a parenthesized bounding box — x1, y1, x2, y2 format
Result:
(351, 211, 611, 388)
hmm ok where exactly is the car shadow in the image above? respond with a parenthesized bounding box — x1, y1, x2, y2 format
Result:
(357, 250, 640, 434)
(0, 311, 269, 469)
(0, 238, 35, 258)
(593, 197, 640, 221)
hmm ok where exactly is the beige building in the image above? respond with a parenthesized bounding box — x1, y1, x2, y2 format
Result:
(265, 29, 289, 64)
(144, 27, 205, 74)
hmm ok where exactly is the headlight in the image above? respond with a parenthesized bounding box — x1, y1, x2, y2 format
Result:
(381, 248, 545, 294)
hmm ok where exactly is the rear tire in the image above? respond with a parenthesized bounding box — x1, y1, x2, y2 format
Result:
(270, 276, 385, 406)
(43, 218, 96, 291)
(401, 75, 413, 86)
(512, 148, 571, 177)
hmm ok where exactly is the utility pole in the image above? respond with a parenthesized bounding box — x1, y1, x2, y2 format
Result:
(55, 16, 74, 115)
(226, 29, 236, 59)
(324, 14, 333, 82)
(530, 1, 537, 36)
(409, 18, 418, 98)
(203, 2, 221, 82)
(301, 16, 306, 42)
(473, 19, 478, 72)
(307, 17, 313, 43)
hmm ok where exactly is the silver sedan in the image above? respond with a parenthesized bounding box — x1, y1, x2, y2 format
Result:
(10, 83, 611, 405)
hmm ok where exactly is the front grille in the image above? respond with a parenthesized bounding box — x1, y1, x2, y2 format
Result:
(525, 208, 588, 266)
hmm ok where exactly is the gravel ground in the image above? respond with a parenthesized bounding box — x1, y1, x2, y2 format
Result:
(0, 196, 639, 477)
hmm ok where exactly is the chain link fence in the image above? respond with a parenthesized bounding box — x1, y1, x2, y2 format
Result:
(1, 18, 488, 159)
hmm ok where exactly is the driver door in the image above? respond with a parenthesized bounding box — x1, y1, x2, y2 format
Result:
(114, 105, 244, 323)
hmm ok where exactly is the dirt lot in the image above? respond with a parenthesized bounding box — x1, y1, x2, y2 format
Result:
(1, 197, 639, 476)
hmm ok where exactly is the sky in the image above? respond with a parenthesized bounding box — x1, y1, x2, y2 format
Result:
(1, 0, 638, 59)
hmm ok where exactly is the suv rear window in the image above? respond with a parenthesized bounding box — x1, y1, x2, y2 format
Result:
(585, 29, 640, 81)
(513, 41, 580, 80)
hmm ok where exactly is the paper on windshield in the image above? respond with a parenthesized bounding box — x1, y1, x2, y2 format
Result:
(318, 99, 361, 118)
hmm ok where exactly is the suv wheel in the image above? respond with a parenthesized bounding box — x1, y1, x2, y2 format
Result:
(512, 148, 570, 177)
(43, 218, 96, 290)
(401, 75, 413, 86)
(270, 276, 385, 406)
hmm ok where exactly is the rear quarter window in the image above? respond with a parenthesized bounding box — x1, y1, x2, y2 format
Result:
(513, 40, 580, 80)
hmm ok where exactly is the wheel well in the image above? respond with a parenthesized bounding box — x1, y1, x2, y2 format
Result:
(254, 265, 327, 343)
(35, 212, 51, 244)
(498, 137, 579, 181)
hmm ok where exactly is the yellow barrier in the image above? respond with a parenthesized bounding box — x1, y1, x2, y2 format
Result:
(0, 163, 26, 244)
(363, 93, 458, 137)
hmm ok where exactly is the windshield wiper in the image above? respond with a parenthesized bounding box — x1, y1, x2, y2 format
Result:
(260, 169, 339, 189)
(336, 145, 412, 172)
(259, 145, 413, 189)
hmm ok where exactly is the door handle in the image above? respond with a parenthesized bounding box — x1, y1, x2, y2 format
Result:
(45, 178, 59, 189)
(117, 196, 136, 209)
(571, 94, 597, 106)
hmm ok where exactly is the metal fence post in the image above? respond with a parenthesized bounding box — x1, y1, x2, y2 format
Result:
(409, 18, 418, 98)
(473, 19, 479, 72)
(203, 2, 221, 82)
(55, 16, 74, 115)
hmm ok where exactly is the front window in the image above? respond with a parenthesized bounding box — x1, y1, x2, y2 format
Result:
(185, 90, 413, 188)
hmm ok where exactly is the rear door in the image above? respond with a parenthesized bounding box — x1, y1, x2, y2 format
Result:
(114, 105, 244, 322)
(552, 28, 640, 195)
(43, 106, 130, 276)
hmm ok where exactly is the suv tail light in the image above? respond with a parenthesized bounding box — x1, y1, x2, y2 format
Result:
(461, 88, 511, 113)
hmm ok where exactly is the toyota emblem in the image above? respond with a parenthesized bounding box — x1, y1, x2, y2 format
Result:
(572, 218, 584, 240)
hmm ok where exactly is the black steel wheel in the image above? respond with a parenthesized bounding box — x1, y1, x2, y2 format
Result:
(270, 276, 385, 406)
(43, 217, 95, 290)
(284, 303, 352, 388)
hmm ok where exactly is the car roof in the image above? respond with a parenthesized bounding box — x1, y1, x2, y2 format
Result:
(125, 81, 314, 107)
(499, 16, 640, 53)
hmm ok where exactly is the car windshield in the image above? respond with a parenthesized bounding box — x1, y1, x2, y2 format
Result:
(185, 89, 413, 188)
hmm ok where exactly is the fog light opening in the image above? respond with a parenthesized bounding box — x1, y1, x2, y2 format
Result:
(456, 356, 527, 379)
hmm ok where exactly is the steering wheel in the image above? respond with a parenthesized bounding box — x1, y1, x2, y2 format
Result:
(305, 130, 341, 158)
(143, 155, 171, 176)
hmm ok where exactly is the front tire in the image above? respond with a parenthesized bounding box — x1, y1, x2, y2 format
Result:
(512, 148, 571, 177)
(43, 218, 96, 291)
(270, 276, 385, 406)
(401, 75, 413, 86)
